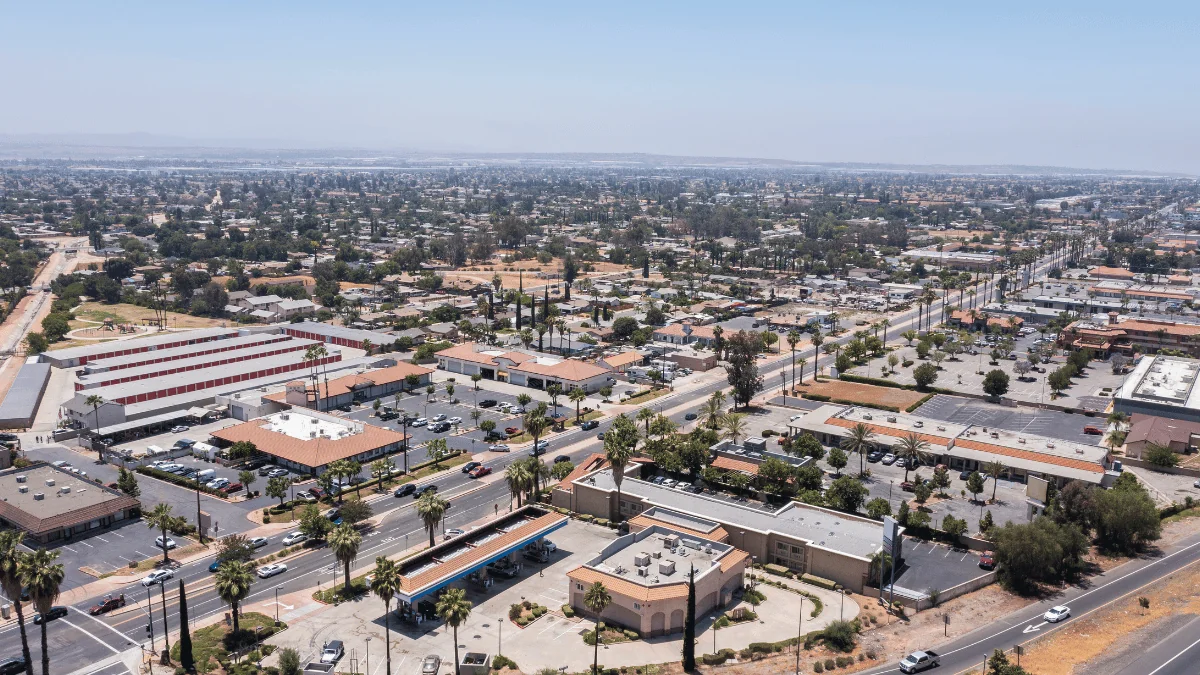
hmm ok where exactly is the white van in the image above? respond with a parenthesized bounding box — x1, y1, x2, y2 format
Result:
(145, 445, 167, 457)
(191, 442, 218, 460)
(195, 469, 217, 481)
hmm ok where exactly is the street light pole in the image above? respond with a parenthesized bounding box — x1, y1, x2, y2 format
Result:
(794, 597, 805, 675)
(159, 580, 171, 665)
(145, 586, 156, 654)
(498, 617, 503, 656)
(365, 636, 371, 675)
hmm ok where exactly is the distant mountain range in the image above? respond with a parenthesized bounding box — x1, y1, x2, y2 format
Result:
(0, 133, 1189, 177)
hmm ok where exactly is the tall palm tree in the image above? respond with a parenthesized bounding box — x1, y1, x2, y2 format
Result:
(840, 422, 876, 477)
(372, 557, 401, 675)
(0, 531, 34, 675)
(84, 394, 105, 459)
(894, 432, 930, 483)
(328, 523, 362, 595)
(504, 462, 531, 509)
(19, 549, 63, 675)
(569, 388, 588, 423)
(700, 396, 724, 431)
(604, 414, 638, 522)
(523, 403, 550, 454)
(787, 331, 800, 390)
(145, 503, 176, 564)
(436, 588, 473, 675)
(721, 413, 747, 446)
(810, 330, 824, 381)
(522, 455, 551, 503)
(796, 357, 807, 387)
(416, 491, 449, 546)
(214, 560, 254, 633)
(584, 581, 612, 675)
(984, 460, 1008, 502)
(636, 407, 654, 437)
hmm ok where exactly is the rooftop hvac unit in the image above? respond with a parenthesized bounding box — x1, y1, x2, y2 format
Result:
(652, 550, 662, 559)
(663, 534, 680, 548)
(15, 475, 25, 483)
(311, 418, 319, 424)
(310, 431, 317, 438)
(863, 413, 873, 420)
(887, 416, 897, 423)
(658, 559, 676, 576)
(990, 432, 1000, 439)
(280, 413, 289, 420)
(60, 486, 70, 494)
(637, 567, 649, 577)
(937, 425, 946, 431)
(33, 493, 44, 501)
(634, 553, 650, 567)
(682, 538, 701, 550)
(1046, 442, 1056, 449)
(18, 485, 28, 494)
(45, 479, 55, 487)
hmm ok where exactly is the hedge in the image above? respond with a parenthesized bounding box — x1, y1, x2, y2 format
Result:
(838, 372, 957, 396)
(701, 649, 736, 665)
(801, 573, 838, 591)
(136, 466, 228, 497)
(800, 391, 900, 413)
(905, 393, 937, 413)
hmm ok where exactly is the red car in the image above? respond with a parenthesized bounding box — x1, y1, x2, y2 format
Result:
(308, 487, 325, 499)
(1082, 426, 1102, 435)
(979, 551, 996, 570)
(89, 594, 125, 615)
(468, 466, 492, 479)
(505, 427, 521, 435)
(221, 482, 243, 494)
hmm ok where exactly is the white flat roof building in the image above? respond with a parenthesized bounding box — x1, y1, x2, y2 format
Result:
(1115, 355, 1200, 423)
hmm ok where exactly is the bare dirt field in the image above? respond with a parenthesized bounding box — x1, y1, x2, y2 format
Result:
(443, 254, 649, 290)
(800, 379, 929, 411)
(69, 302, 229, 330)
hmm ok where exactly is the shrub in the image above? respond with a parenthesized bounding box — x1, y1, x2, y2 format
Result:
(824, 659, 836, 670)
(263, 515, 271, 524)
(491, 655, 519, 670)
(623, 629, 639, 640)
(813, 662, 824, 673)
(836, 656, 853, 667)
(577, 514, 594, 523)
(714, 615, 730, 629)
(763, 563, 791, 577)
(821, 620, 859, 652)
(866, 650, 877, 660)
(509, 604, 522, 620)
(532, 606, 546, 617)
(801, 573, 838, 590)
(561, 604, 575, 617)
(516, 616, 529, 626)
(596, 518, 610, 528)
(747, 642, 776, 654)
(583, 629, 597, 645)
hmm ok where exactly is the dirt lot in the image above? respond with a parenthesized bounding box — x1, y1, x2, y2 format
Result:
(443, 254, 648, 290)
(70, 302, 229, 330)
(799, 379, 929, 411)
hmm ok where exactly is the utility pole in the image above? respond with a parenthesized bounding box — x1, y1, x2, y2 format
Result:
(794, 597, 805, 675)
(159, 580, 171, 665)
(145, 586, 156, 654)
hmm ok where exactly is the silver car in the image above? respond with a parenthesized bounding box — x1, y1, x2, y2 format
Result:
(421, 655, 442, 674)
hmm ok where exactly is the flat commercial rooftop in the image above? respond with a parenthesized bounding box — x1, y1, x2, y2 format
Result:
(0, 361, 51, 428)
(75, 337, 318, 387)
(42, 327, 238, 363)
(581, 470, 883, 559)
(82, 332, 291, 372)
(589, 526, 730, 587)
(1121, 355, 1200, 408)
(0, 464, 139, 536)
(285, 321, 391, 343)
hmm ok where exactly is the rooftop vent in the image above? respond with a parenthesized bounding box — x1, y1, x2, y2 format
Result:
(18, 485, 28, 494)
(45, 479, 55, 487)
(15, 475, 26, 483)
(60, 486, 70, 494)
(658, 559, 676, 576)
(634, 553, 650, 567)
(33, 493, 44, 501)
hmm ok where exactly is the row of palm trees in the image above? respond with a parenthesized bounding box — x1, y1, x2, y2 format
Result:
(0, 532, 65, 675)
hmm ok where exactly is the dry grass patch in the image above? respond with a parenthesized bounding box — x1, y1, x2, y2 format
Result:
(74, 301, 228, 329)
(803, 380, 928, 411)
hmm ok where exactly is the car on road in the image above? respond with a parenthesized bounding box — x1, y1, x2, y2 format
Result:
(684, 412, 697, 421)
(208, 560, 225, 573)
(414, 484, 438, 498)
(155, 536, 177, 550)
(444, 528, 465, 539)
(533, 440, 549, 453)
(979, 551, 995, 570)
(580, 419, 599, 430)
(881, 453, 897, 465)
(596, 432, 605, 440)
(321, 640, 344, 664)
(899, 650, 940, 673)
(462, 461, 482, 474)
(505, 426, 521, 435)
(141, 570, 174, 587)
(469, 466, 492, 479)
(553, 455, 571, 464)
(488, 444, 510, 452)
(0, 657, 27, 675)
(32, 606, 67, 625)
(257, 563, 287, 578)
(394, 483, 417, 498)
(250, 537, 269, 549)
(325, 508, 342, 524)
(89, 594, 126, 615)
(1044, 605, 1070, 623)
(479, 399, 498, 408)
(448, 416, 462, 425)
(281, 532, 308, 546)
(170, 425, 189, 433)
(421, 655, 442, 674)
(412, 418, 428, 427)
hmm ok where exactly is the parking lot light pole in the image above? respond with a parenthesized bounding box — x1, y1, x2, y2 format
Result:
(794, 596, 804, 675)
(145, 586, 156, 654)
(498, 617, 502, 656)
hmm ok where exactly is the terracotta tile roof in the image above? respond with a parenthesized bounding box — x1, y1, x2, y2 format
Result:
(437, 343, 607, 382)
(265, 362, 432, 402)
(600, 351, 645, 369)
(627, 514, 729, 543)
(1089, 266, 1136, 278)
(210, 417, 408, 469)
(1119, 319, 1200, 337)
(556, 453, 609, 493)
(711, 456, 760, 475)
(824, 416, 951, 447)
(652, 323, 716, 339)
(566, 565, 689, 603)
(719, 549, 751, 573)
(399, 511, 565, 593)
(953, 438, 1105, 474)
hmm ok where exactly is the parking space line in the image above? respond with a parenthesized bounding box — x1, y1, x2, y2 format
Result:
(133, 550, 152, 558)
(95, 535, 111, 544)
(78, 541, 95, 548)
(62, 544, 78, 553)
(111, 532, 125, 538)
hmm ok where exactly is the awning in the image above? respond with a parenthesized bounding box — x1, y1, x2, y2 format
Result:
(187, 407, 214, 418)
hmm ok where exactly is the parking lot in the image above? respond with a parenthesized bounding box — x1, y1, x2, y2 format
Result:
(890, 538, 992, 598)
(913, 394, 1112, 446)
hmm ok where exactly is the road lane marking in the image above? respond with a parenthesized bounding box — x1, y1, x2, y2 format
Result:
(60, 618, 121, 654)
(78, 607, 140, 645)
(1146, 634, 1200, 675)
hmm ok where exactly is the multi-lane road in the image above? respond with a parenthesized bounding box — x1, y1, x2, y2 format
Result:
(0, 247, 1099, 675)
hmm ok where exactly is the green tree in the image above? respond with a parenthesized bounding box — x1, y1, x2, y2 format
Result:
(278, 648, 302, 675)
(826, 446, 848, 476)
(339, 498, 373, 527)
(298, 504, 332, 541)
(505, 461, 531, 509)
(238, 470, 256, 495)
(437, 588, 473, 675)
(584, 582, 612, 675)
(85, 394, 105, 459)
(23, 332, 48, 355)
(1094, 484, 1161, 553)
(117, 466, 140, 497)
(793, 432, 825, 460)
(966, 471, 986, 502)
(984, 460, 1007, 502)
(913, 481, 932, 504)
(840, 422, 876, 476)
(214, 560, 254, 632)
(372, 556, 401, 675)
(145, 503, 176, 564)
(266, 476, 291, 506)
(0, 531, 35, 673)
(991, 518, 1088, 593)
(426, 437, 450, 470)
(825, 476, 868, 513)
(228, 440, 258, 460)
(682, 565, 696, 671)
(19, 549, 64, 675)
(866, 498, 891, 519)
(982, 369, 1010, 399)
(569, 387, 588, 422)
(1145, 442, 1179, 468)
(724, 331, 764, 407)
(912, 363, 939, 390)
(417, 491, 449, 546)
(604, 413, 638, 521)
(177, 579, 194, 673)
(328, 523, 362, 595)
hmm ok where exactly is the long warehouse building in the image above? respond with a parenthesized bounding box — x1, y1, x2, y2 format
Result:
(79, 332, 294, 373)
(40, 327, 241, 367)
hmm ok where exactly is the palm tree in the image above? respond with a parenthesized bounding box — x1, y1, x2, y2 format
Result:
(84, 394, 105, 459)
(787, 331, 800, 389)
(0, 531, 34, 674)
(328, 523, 362, 595)
(523, 403, 550, 454)
(636, 407, 654, 437)
(569, 388, 588, 423)
(721, 413, 747, 446)
(604, 414, 638, 522)
(145, 503, 175, 564)
(504, 462, 531, 509)
(371, 557, 400, 675)
(894, 432, 930, 483)
(436, 588, 473, 675)
(416, 491, 449, 546)
(361, 338, 373, 355)
(522, 455, 551, 503)
(984, 460, 1008, 502)
(19, 549, 63, 675)
(796, 357, 807, 387)
(584, 581, 612, 675)
(1107, 411, 1130, 430)
(810, 330, 824, 381)
(840, 422, 876, 477)
(214, 560, 254, 633)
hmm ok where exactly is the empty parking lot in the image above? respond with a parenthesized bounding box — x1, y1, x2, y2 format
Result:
(914, 395, 1110, 446)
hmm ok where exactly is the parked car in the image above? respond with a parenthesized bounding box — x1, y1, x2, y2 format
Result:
(321, 640, 345, 664)
(173, 438, 196, 449)
(170, 425, 189, 433)
(504, 426, 520, 435)
(867, 450, 885, 463)
(89, 594, 126, 615)
(580, 420, 599, 430)
(244, 459, 268, 470)
(553, 455, 571, 465)
(448, 416, 462, 425)
(32, 606, 67, 625)
(479, 399, 498, 408)
(412, 418, 428, 427)
(206, 477, 230, 490)
(881, 453, 897, 465)
(432, 414, 447, 422)
(444, 528, 465, 539)
(1082, 426, 1102, 435)
(267, 468, 289, 478)
(141, 570, 174, 587)
(488, 444, 510, 452)
(899, 650, 940, 673)
(258, 466, 276, 477)
(461, 461, 482, 474)
(1044, 605, 1070, 623)
(652, 476, 666, 484)
(257, 563, 288, 578)
(155, 536, 177, 550)
(281, 532, 307, 546)
(221, 482, 244, 494)
(0, 658, 27, 675)
(469, 466, 492, 479)
(297, 490, 318, 502)
(430, 422, 451, 433)
(394, 483, 416, 498)
(421, 655, 442, 674)
(979, 551, 995, 570)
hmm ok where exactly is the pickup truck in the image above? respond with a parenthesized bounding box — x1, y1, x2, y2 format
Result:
(899, 650, 939, 673)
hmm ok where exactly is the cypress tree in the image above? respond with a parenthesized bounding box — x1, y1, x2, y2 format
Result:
(682, 565, 696, 671)
(177, 580, 194, 673)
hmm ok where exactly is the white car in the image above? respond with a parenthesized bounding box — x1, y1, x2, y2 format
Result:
(412, 418, 428, 427)
(541, 539, 557, 552)
(444, 528, 465, 540)
(662, 479, 677, 488)
(448, 416, 462, 425)
(155, 536, 177, 550)
(257, 563, 287, 578)
(206, 478, 230, 490)
(281, 532, 307, 546)
(170, 425, 189, 433)
(141, 570, 174, 587)
(249, 537, 269, 549)
(1044, 606, 1070, 623)
(489, 444, 510, 452)
(432, 414, 447, 422)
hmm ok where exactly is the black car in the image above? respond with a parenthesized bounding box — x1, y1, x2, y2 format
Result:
(414, 484, 438, 499)
(479, 399, 498, 408)
(866, 450, 885, 463)
(580, 420, 599, 430)
(461, 461, 482, 474)
(684, 412, 698, 421)
(430, 422, 451, 433)
(32, 606, 67, 625)
(258, 466, 275, 477)
(0, 657, 26, 675)
(553, 455, 571, 465)
(244, 459, 267, 471)
(394, 483, 416, 498)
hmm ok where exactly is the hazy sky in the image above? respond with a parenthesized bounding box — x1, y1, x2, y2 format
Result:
(4, 1, 1199, 173)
